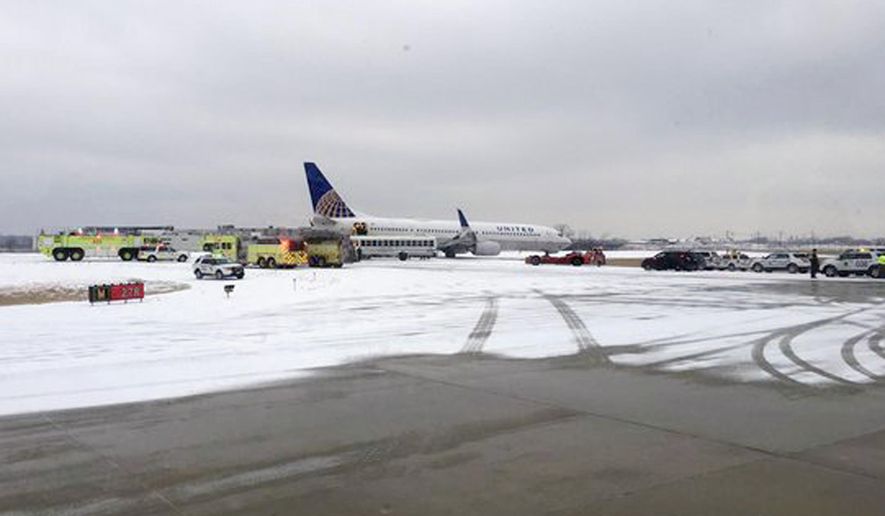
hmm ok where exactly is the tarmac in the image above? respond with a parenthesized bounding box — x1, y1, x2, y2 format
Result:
(4, 347, 885, 515)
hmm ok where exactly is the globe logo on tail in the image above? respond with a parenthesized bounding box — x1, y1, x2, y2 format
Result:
(315, 190, 355, 218)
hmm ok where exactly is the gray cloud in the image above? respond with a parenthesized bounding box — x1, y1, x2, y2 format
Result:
(1, 0, 884, 238)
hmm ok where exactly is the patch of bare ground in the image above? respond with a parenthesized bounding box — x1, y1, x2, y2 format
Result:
(0, 281, 190, 307)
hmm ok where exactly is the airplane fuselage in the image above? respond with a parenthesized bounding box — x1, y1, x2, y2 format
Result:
(315, 215, 571, 254)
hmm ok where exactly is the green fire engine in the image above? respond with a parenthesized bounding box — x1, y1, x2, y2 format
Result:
(37, 232, 160, 261)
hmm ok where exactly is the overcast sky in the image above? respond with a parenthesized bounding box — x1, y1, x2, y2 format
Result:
(2, 1, 884, 238)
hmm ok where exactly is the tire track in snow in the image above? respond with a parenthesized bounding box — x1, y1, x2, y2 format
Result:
(840, 330, 881, 381)
(459, 297, 498, 354)
(751, 310, 865, 386)
(539, 292, 609, 364)
(869, 331, 885, 360)
(778, 330, 860, 386)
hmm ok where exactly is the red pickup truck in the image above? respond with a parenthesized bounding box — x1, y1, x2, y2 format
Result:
(525, 250, 606, 267)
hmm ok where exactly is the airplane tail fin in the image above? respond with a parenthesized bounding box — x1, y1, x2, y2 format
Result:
(304, 162, 356, 218)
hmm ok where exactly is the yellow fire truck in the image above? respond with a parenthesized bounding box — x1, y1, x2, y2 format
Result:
(198, 234, 241, 262)
(246, 237, 308, 268)
(37, 232, 160, 261)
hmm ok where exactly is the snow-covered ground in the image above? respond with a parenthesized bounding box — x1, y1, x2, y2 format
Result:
(1, 253, 884, 416)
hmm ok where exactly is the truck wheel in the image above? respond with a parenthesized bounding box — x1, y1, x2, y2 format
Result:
(752, 263, 763, 273)
(824, 266, 837, 278)
(69, 248, 85, 261)
(177, 255, 188, 262)
(119, 249, 134, 261)
(444, 250, 456, 258)
(571, 257, 583, 266)
(257, 257, 267, 268)
(787, 263, 798, 274)
(728, 263, 736, 271)
(530, 256, 541, 266)
(308, 256, 318, 267)
(194, 270, 203, 279)
(642, 262, 652, 271)
(398, 252, 408, 261)
(215, 270, 224, 280)
(52, 248, 69, 261)
(147, 255, 157, 263)
(317, 257, 327, 267)
(267, 257, 277, 268)
(867, 266, 880, 278)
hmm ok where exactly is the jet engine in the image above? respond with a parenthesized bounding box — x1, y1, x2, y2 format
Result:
(472, 241, 502, 256)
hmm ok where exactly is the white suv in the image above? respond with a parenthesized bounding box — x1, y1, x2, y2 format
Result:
(193, 256, 245, 280)
(692, 251, 721, 270)
(821, 250, 881, 278)
(750, 252, 810, 274)
(138, 245, 189, 263)
(719, 251, 752, 271)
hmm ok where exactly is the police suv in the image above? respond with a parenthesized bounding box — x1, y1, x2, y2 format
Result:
(749, 252, 810, 274)
(193, 255, 245, 280)
(820, 250, 881, 278)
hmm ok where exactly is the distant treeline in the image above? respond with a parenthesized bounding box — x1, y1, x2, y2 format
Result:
(747, 236, 885, 246)
(0, 235, 34, 252)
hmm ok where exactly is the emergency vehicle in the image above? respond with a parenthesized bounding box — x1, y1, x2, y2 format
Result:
(137, 245, 190, 263)
(719, 251, 752, 271)
(305, 237, 344, 268)
(199, 235, 241, 262)
(820, 250, 882, 278)
(246, 238, 308, 268)
(37, 232, 156, 261)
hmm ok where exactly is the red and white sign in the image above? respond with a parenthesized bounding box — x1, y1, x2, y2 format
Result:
(108, 282, 144, 302)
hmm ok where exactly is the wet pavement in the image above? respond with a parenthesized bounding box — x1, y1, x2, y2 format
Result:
(3, 274, 885, 514)
(3, 351, 885, 515)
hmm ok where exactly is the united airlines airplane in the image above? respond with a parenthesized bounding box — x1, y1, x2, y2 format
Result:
(304, 162, 571, 257)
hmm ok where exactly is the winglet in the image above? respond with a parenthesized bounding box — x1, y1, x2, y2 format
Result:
(457, 208, 470, 229)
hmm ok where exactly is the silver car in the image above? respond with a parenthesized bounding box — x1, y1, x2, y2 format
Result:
(749, 252, 810, 274)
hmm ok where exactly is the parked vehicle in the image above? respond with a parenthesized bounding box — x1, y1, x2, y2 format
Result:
(641, 251, 705, 271)
(719, 251, 752, 271)
(352, 236, 437, 261)
(692, 251, 721, 270)
(820, 250, 881, 278)
(37, 232, 158, 261)
(137, 245, 189, 263)
(246, 237, 308, 268)
(305, 238, 344, 268)
(199, 234, 241, 262)
(193, 255, 245, 280)
(749, 252, 810, 273)
(525, 251, 591, 266)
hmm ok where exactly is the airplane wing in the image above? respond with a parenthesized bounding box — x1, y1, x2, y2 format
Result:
(438, 209, 477, 255)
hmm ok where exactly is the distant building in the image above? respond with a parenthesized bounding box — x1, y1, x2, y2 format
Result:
(0, 235, 34, 252)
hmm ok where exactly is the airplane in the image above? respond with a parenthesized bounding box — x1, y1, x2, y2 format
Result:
(304, 162, 571, 257)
